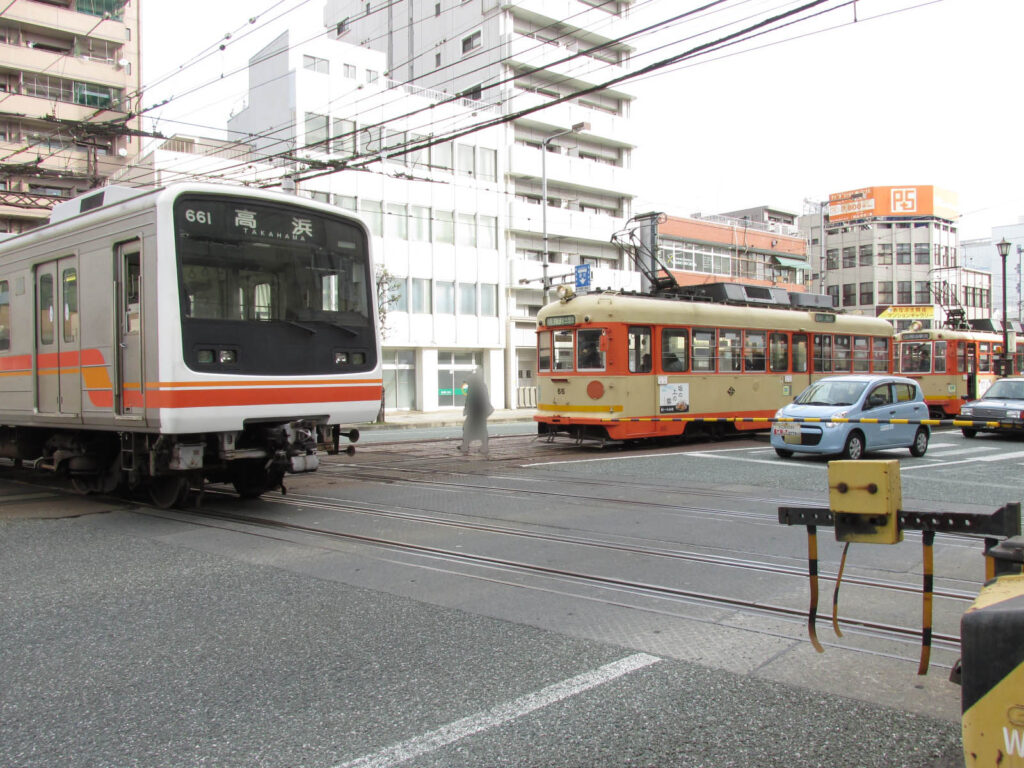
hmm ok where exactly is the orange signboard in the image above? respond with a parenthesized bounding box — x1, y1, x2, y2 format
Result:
(827, 186, 958, 223)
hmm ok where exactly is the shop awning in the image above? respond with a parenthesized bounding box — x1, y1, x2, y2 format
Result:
(772, 256, 810, 270)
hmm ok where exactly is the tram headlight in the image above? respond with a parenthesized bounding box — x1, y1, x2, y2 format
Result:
(219, 349, 237, 364)
(198, 349, 215, 364)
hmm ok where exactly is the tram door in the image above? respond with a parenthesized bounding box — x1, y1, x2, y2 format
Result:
(964, 344, 978, 401)
(34, 257, 81, 418)
(114, 241, 144, 419)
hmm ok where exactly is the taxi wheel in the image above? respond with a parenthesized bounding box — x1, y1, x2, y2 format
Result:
(910, 427, 929, 457)
(774, 447, 794, 458)
(841, 432, 864, 460)
(961, 427, 978, 438)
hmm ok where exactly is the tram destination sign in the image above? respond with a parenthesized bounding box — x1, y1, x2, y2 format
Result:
(174, 196, 326, 245)
(545, 315, 576, 327)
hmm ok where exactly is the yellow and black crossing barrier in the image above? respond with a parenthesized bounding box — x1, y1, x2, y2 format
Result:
(777, 460, 1024, 767)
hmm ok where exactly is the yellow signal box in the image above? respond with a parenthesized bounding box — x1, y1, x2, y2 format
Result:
(828, 460, 903, 545)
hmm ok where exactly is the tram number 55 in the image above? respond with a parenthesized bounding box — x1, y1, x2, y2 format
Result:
(185, 209, 212, 225)
(557, 387, 566, 395)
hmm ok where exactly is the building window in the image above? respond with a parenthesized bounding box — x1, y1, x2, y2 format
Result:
(409, 205, 430, 241)
(826, 285, 839, 307)
(859, 281, 873, 306)
(914, 243, 930, 265)
(435, 2, 441, 15)
(858, 244, 873, 266)
(897, 280, 912, 304)
(435, 210, 454, 244)
(915, 281, 930, 304)
(842, 283, 856, 307)
(480, 284, 497, 316)
(302, 55, 329, 74)
(456, 213, 476, 247)
(304, 112, 329, 151)
(877, 244, 892, 265)
(877, 281, 893, 305)
(456, 143, 475, 176)
(478, 147, 497, 182)
(842, 247, 855, 268)
(385, 203, 408, 240)
(343, 63, 357, 79)
(411, 278, 431, 313)
(479, 215, 498, 249)
(897, 243, 911, 264)
(462, 31, 481, 54)
(825, 249, 838, 270)
(435, 52, 441, 68)
(435, 281, 455, 314)
(359, 200, 382, 236)
(332, 118, 355, 156)
(431, 141, 453, 170)
(367, 69, 379, 84)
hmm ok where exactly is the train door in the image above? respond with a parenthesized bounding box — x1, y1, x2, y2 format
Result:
(114, 240, 144, 419)
(964, 343, 978, 401)
(34, 257, 81, 418)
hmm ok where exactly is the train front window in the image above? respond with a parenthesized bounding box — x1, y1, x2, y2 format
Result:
(900, 341, 931, 373)
(538, 331, 551, 371)
(577, 329, 605, 370)
(174, 195, 375, 375)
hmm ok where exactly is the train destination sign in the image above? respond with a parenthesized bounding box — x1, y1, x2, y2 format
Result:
(175, 196, 327, 245)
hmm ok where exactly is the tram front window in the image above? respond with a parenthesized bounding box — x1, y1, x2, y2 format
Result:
(900, 342, 931, 373)
(577, 329, 605, 370)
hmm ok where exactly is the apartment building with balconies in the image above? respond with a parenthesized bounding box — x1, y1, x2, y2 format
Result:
(323, 0, 639, 404)
(0, 0, 140, 231)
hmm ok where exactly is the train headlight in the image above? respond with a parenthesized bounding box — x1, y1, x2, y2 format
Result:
(219, 349, 237, 364)
(335, 352, 349, 365)
(352, 352, 365, 365)
(198, 349, 215, 364)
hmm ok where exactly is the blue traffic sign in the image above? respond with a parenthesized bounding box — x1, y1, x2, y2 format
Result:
(574, 263, 592, 289)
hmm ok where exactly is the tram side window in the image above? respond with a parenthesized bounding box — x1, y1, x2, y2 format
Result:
(813, 334, 832, 372)
(0, 280, 9, 351)
(743, 331, 766, 372)
(553, 330, 574, 371)
(979, 342, 991, 373)
(661, 328, 688, 372)
(833, 335, 851, 372)
(39, 273, 54, 345)
(718, 329, 741, 372)
(872, 337, 889, 372)
(577, 328, 605, 370)
(769, 332, 789, 372)
(537, 331, 551, 371)
(933, 341, 946, 373)
(853, 336, 870, 372)
(627, 326, 651, 373)
(792, 333, 808, 372)
(692, 328, 715, 372)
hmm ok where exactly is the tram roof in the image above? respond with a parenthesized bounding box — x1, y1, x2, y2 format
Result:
(537, 292, 894, 334)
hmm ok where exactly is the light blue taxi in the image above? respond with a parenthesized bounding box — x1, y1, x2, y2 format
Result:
(771, 375, 929, 459)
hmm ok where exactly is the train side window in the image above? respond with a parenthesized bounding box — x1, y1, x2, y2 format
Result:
(661, 328, 688, 372)
(769, 332, 789, 372)
(852, 336, 870, 372)
(833, 335, 851, 372)
(123, 251, 141, 333)
(872, 337, 889, 372)
(553, 330, 574, 371)
(792, 333, 808, 372)
(743, 330, 766, 372)
(39, 273, 54, 345)
(627, 326, 651, 373)
(979, 342, 991, 373)
(813, 334, 832, 372)
(62, 268, 77, 343)
(537, 331, 551, 371)
(0, 279, 9, 351)
(577, 329, 605, 370)
(692, 328, 715, 372)
(933, 341, 946, 373)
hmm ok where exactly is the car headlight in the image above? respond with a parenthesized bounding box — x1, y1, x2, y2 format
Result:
(824, 410, 847, 428)
(1008, 410, 1021, 419)
(961, 406, 973, 416)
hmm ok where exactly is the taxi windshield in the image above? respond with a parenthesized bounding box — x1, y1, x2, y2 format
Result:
(795, 380, 867, 407)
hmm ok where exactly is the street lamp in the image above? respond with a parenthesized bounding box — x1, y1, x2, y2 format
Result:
(996, 237, 1012, 375)
(540, 121, 589, 300)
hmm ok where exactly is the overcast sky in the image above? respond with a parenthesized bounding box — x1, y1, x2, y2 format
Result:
(140, 0, 1024, 240)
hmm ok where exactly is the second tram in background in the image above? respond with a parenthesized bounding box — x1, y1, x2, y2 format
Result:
(895, 327, 1024, 417)
(535, 283, 894, 444)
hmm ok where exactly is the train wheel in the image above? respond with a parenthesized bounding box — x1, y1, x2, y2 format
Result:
(148, 476, 190, 509)
(231, 461, 282, 499)
(841, 432, 865, 460)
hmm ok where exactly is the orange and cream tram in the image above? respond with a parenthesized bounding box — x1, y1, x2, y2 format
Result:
(895, 328, 1022, 417)
(535, 285, 895, 443)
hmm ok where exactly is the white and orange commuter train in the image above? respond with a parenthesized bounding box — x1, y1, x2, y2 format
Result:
(0, 183, 382, 506)
(535, 285, 895, 443)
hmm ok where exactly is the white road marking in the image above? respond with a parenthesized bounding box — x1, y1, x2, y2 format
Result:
(334, 653, 661, 768)
(900, 448, 1024, 470)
